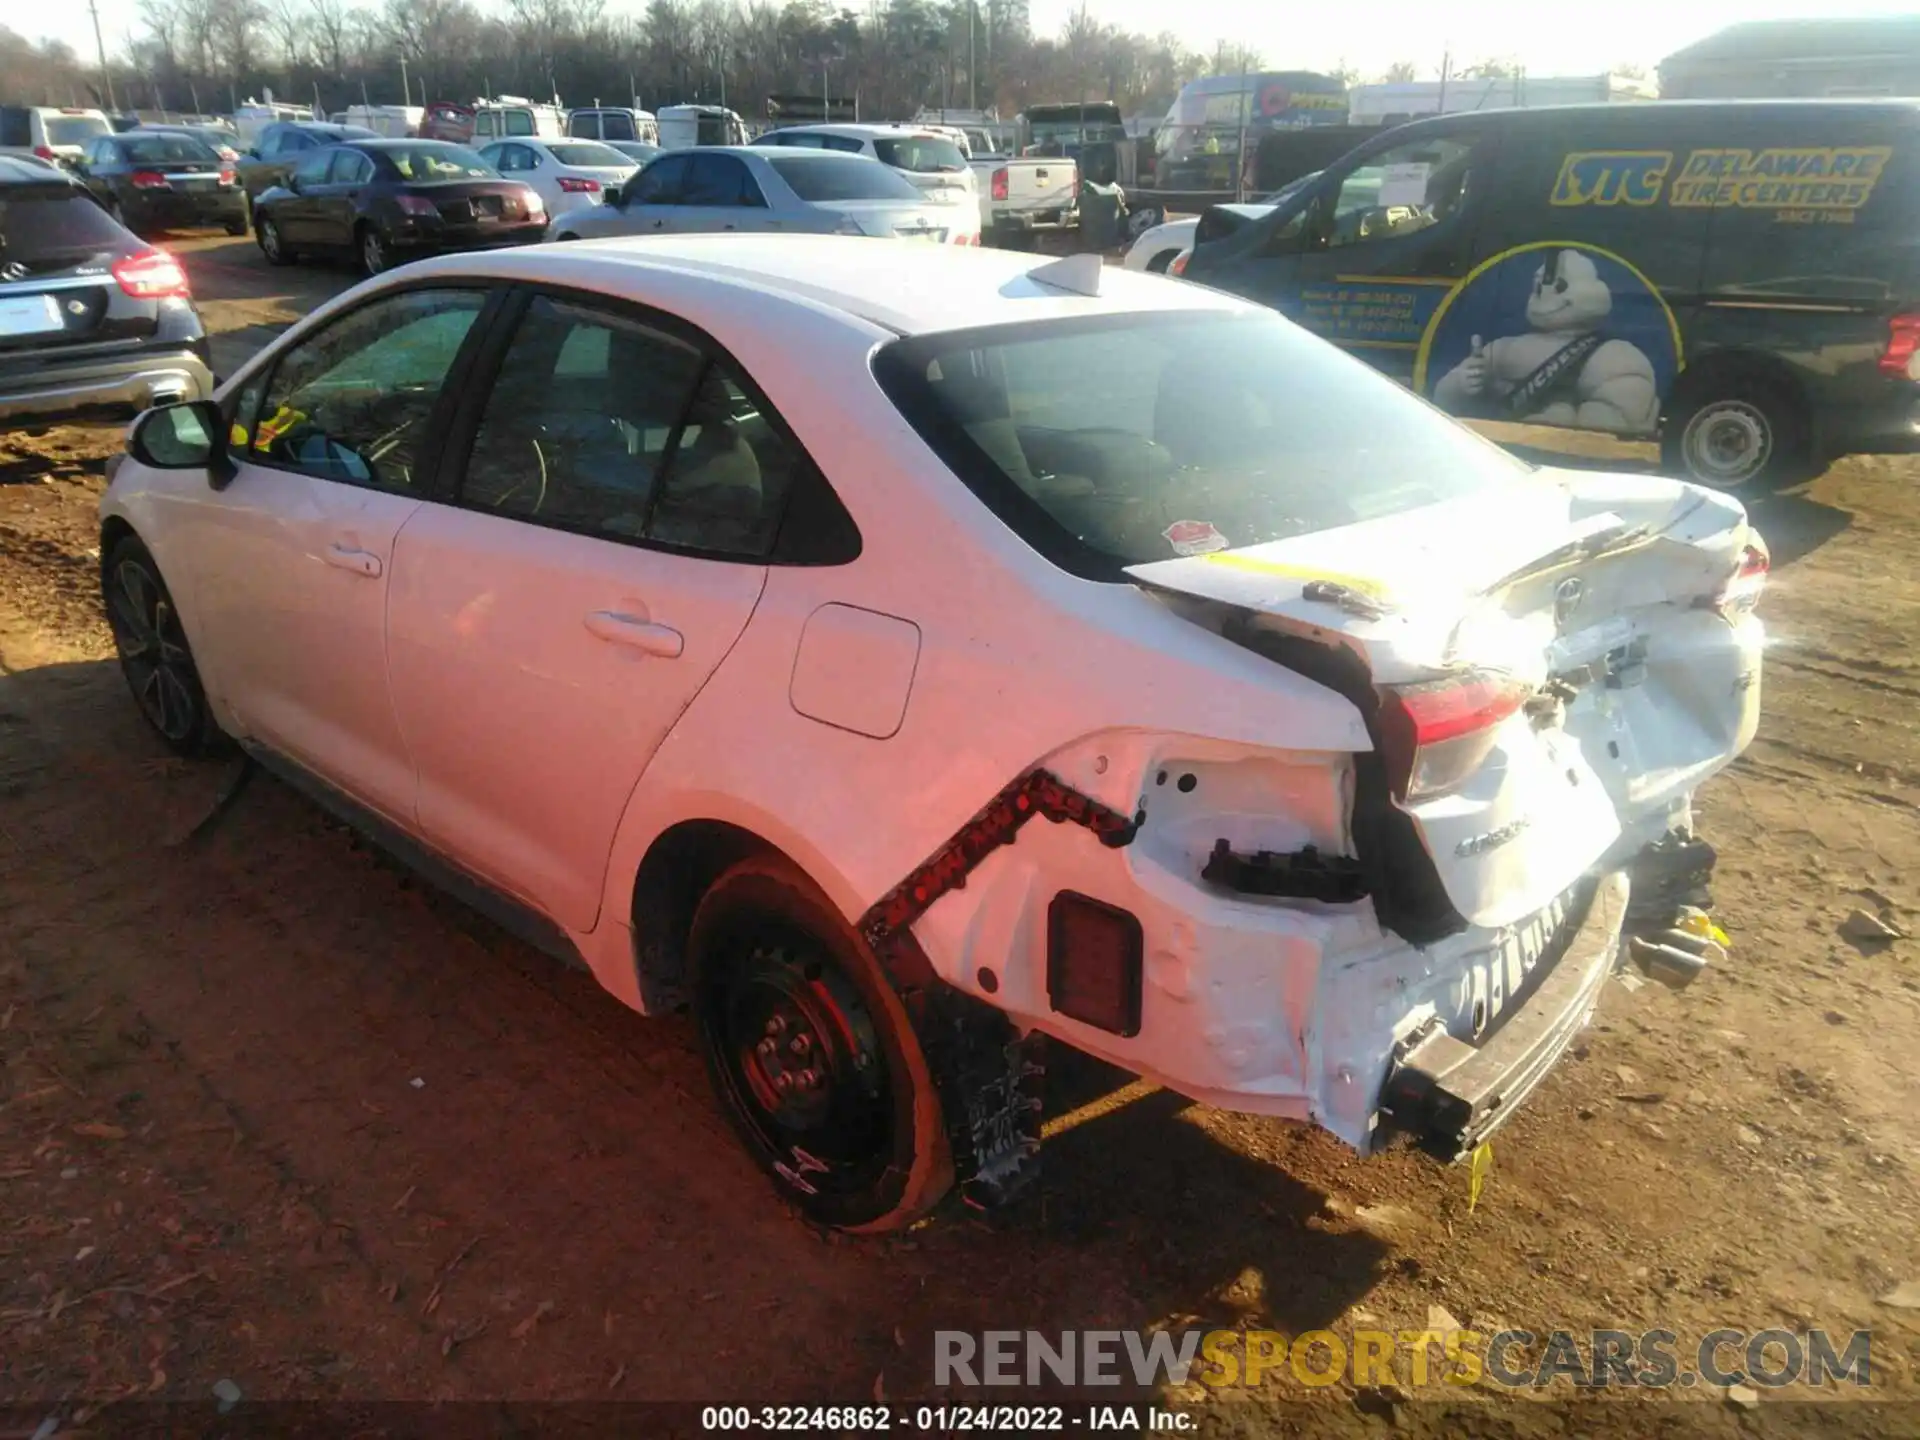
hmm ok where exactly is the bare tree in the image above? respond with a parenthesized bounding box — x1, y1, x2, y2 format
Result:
(1382, 59, 1419, 83)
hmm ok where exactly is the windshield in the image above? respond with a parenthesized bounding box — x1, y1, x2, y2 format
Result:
(769, 153, 921, 202)
(120, 134, 220, 165)
(872, 311, 1528, 576)
(381, 143, 493, 180)
(46, 115, 111, 147)
(548, 141, 631, 168)
(873, 135, 966, 174)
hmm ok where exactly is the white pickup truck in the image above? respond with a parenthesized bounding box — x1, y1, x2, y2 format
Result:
(968, 148, 1079, 248)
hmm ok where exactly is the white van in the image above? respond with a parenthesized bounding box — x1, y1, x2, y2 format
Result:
(343, 104, 424, 138)
(0, 106, 113, 165)
(568, 107, 659, 145)
(473, 97, 565, 142)
(655, 104, 748, 150)
(231, 101, 316, 151)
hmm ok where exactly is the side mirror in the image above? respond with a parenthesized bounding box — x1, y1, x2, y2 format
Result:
(129, 399, 236, 489)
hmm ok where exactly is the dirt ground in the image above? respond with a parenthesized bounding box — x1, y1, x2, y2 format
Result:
(1, 235, 1917, 1436)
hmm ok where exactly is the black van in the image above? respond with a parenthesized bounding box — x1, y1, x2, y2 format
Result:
(1181, 100, 1920, 487)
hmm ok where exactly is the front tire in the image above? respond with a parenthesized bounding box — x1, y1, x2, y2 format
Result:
(688, 856, 952, 1232)
(257, 215, 292, 266)
(1662, 380, 1808, 490)
(102, 535, 225, 758)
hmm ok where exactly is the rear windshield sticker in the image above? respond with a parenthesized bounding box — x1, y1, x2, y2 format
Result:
(1551, 146, 1891, 218)
(1415, 241, 1680, 438)
(1163, 520, 1229, 556)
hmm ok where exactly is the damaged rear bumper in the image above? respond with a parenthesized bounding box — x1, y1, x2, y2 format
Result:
(1380, 871, 1628, 1161)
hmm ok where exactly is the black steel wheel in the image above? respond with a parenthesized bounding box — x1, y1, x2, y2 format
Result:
(689, 856, 951, 1231)
(102, 535, 224, 756)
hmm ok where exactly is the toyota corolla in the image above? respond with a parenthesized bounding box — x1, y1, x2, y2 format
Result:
(97, 238, 1765, 1230)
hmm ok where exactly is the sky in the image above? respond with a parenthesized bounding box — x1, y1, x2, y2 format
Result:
(26, 0, 1920, 87)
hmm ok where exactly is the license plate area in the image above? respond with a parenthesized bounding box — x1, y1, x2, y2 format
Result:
(0, 294, 63, 338)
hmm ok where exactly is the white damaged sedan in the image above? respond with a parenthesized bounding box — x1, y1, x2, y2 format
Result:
(98, 237, 1766, 1230)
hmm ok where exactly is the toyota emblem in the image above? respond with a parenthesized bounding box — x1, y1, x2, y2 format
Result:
(0, 261, 26, 282)
(1553, 576, 1586, 630)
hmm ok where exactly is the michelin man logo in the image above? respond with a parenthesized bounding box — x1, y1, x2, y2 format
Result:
(1430, 248, 1660, 434)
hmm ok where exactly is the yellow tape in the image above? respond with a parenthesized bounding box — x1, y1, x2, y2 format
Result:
(1201, 550, 1393, 601)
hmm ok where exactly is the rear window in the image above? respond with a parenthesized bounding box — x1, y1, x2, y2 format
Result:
(873, 135, 966, 174)
(380, 143, 493, 180)
(871, 311, 1528, 578)
(120, 134, 220, 164)
(768, 153, 921, 202)
(548, 142, 630, 168)
(46, 114, 112, 147)
(502, 110, 535, 136)
(0, 189, 126, 258)
(599, 113, 636, 140)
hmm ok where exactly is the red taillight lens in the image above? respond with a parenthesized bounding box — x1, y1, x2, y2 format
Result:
(991, 166, 1008, 202)
(1169, 252, 1189, 276)
(395, 194, 438, 216)
(130, 170, 170, 190)
(217, 166, 237, 185)
(32, 145, 56, 160)
(557, 176, 601, 192)
(1717, 539, 1770, 616)
(1880, 312, 1920, 379)
(1376, 672, 1530, 804)
(112, 248, 190, 299)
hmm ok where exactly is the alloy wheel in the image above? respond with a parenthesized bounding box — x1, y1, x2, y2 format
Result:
(105, 556, 200, 744)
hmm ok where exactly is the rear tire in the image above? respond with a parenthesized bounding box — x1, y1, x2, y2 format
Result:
(1145, 249, 1180, 274)
(102, 535, 227, 758)
(1661, 379, 1808, 490)
(224, 217, 248, 237)
(358, 223, 389, 277)
(688, 856, 952, 1232)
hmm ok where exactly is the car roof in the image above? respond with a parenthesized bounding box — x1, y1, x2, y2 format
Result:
(352, 137, 462, 148)
(772, 123, 946, 138)
(395, 235, 1248, 338)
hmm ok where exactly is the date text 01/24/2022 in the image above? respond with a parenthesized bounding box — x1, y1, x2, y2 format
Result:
(699, 1404, 1195, 1432)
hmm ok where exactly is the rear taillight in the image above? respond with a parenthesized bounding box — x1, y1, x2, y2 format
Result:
(32, 144, 55, 160)
(557, 176, 601, 192)
(112, 248, 190, 299)
(130, 170, 170, 189)
(991, 166, 1008, 202)
(1376, 672, 1530, 804)
(1169, 252, 1189, 276)
(1880, 312, 1920, 379)
(1715, 539, 1770, 617)
(395, 194, 438, 216)
(217, 166, 237, 186)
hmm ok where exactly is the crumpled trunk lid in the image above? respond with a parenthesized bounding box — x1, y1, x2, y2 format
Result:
(1127, 469, 1764, 933)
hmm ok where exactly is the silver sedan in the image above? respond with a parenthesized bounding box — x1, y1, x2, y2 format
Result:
(547, 145, 982, 245)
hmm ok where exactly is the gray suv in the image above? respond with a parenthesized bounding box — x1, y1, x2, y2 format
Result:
(0, 155, 213, 424)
